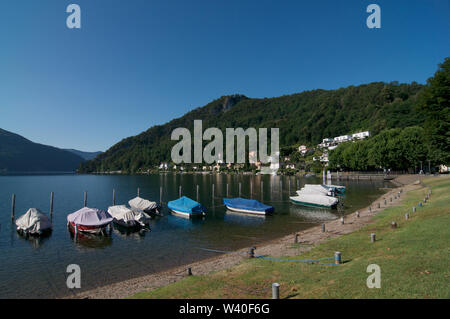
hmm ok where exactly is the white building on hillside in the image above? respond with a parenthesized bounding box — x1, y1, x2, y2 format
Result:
(334, 135, 352, 143)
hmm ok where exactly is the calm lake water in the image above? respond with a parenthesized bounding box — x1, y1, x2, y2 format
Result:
(0, 173, 392, 298)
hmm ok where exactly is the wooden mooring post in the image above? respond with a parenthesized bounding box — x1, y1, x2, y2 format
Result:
(83, 191, 87, 207)
(371, 233, 376, 242)
(261, 181, 264, 199)
(196, 185, 199, 202)
(137, 187, 140, 197)
(160, 186, 163, 204)
(11, 194, 16, 221)
(239, 183, 242, 197)
(179, 185, 182, 198)
(112, 189, 116, 206)
(50, 192, 54, 216)
(212, 184, 215, 201)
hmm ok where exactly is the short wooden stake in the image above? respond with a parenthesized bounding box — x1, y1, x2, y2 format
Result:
(294, 234, 299, 243)
(391, 221, 397, 229)
(187, 267, 192, 276)
(384, 198, 387, 206)
(413, 207, 416, 213)
(371, 233, 376, 243)
(248, 247, 255, 258)
(356, 211, 360, 218)
(340, 217, 344, 225)
(334, 251, 341, 264)
(322, 223, 325, 232)
(405, 213, 409, 220)
(272, 283, 280, 299)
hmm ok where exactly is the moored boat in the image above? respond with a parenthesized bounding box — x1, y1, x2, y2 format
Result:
(323, 184, 346, 195)
(290, 194, 338, 209)
(223, 198, 274, 215)
(108, 205, 151, 228)
(167, 196, 205, 218)
(15, 208, 52, 235)
(128, 196, 162, 216)
(67, 207, 113, 234)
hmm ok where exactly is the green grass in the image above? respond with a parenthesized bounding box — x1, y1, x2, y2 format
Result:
(131, 177, 450, 299)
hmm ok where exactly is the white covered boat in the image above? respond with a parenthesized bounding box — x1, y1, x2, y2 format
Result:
(108, 205, 151, 228)
(15, 208, 53, 235)
(297, 184, 334, 196)
(290, 194, 338, 209)
(128, 197, 162, 216)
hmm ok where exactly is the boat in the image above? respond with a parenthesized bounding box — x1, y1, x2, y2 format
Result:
(223, 198, 274, 215)
(67, 207, 113, 234)
(323, 184, 346, 195)
(290, 194, 339, 209)
(298, 184, 335, 196)
(167, 196, 206, 218)
(15, 208, 52, 235)
(107, 205, 151, 228)
(128, 196, 162, 216)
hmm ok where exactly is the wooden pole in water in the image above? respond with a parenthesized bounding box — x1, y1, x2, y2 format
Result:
(288, 179, 291, 195)
(83, 191, 87, 207)
(196, 185, 199, 202)
(50, 192, 54, 216)
(160, 186, 163, 204)
(11, 194, 16, 221)
(250, 182, 253, 199)
(261, 181, 264, 200)
(212, 184, 215, 201)
(226, 184, 229, 197)
(137, 188, 140, 197)
(112, 189, 116, 206)
(239, 183, 241, 197)
(179, 185, 182, 198)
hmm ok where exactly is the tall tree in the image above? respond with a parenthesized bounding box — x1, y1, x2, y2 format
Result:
(417, 57, 450, 165)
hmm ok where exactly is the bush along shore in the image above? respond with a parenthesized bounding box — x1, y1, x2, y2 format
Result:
(120, 175, 449, 299)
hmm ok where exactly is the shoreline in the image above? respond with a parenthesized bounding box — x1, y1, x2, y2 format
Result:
(68, 175, 422, 299)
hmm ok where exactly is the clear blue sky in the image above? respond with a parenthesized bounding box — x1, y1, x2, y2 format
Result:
(0, 0, 449, 152)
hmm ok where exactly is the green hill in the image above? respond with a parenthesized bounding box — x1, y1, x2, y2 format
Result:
(0, 129, 85, 173)
(80, 81, 425, 173)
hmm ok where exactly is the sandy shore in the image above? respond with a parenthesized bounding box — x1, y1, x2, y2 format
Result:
(68, 174, 423, 299)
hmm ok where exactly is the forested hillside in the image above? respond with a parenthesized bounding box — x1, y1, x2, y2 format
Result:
(80, 81, 425, 173)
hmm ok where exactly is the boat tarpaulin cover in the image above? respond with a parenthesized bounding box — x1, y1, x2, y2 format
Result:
(67, 207, 113, 226)
(223, 198, 274, 213)
(167, 196, 205, 214)
(108, 205, 150, 225)
(128, 197, 158, 211)
(15, 208, 52, 234)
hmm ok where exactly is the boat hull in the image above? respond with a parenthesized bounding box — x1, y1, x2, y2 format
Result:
(225, 205, 268, 215)
(290, 198, 337, 209)
(68, 222, 108, 234)
(170, 209, 203, 218)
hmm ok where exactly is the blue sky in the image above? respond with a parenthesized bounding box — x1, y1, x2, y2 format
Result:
(0, 0, 449, 152)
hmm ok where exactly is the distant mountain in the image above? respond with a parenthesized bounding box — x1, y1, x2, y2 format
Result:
(64, 149, 102, 161)
(79, 82, 425, 173)
(0, 129, 85, 173)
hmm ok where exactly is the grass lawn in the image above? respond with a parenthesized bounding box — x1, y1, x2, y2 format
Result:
(131, 176, 450, 299)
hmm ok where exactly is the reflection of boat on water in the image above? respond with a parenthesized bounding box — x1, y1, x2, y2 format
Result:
(223, 198, 274, 215)
(17, 230, 52, 249)
(224, 210, 266, 226)
(112, 222, 149, 240)
(166, 214, 205, 228)
(68, 228, 113, 249)
(289, 205, 338, 221)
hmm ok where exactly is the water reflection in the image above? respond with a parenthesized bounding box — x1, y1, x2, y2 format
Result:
(16, 230, 52, 249)
(112, 223, 149, 241)
(68, 229, 113, 249)
(166, 214, 206, 229)
(224, 210, 266, 226)
(289, 205, 339, 221)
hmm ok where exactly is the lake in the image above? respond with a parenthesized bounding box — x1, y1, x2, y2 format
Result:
(0, 173, 392, 298)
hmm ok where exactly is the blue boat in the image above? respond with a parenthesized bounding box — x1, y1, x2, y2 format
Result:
(223, 198, 274, 215)
(167, 196, 206, 218)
